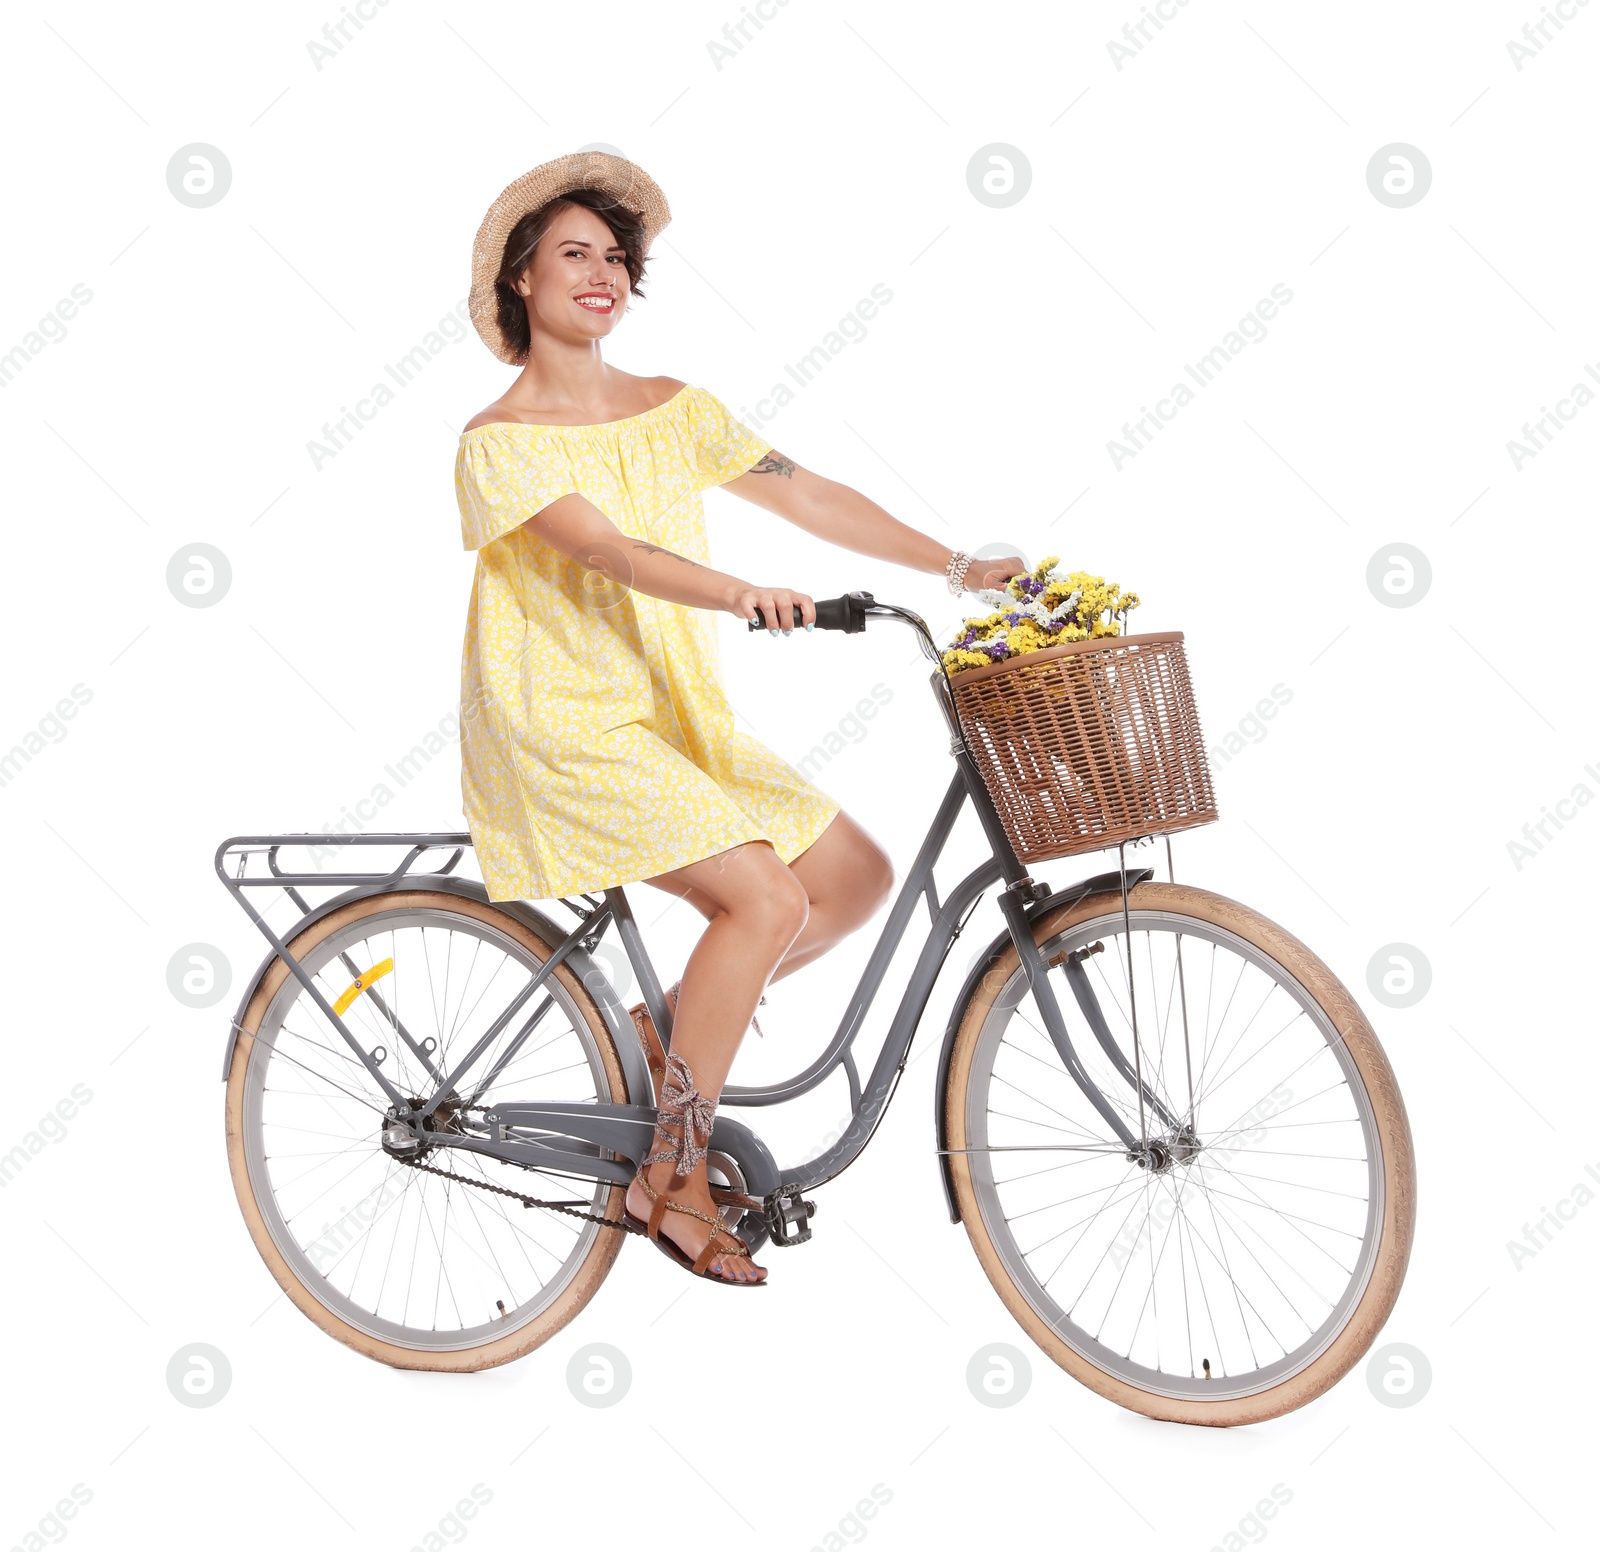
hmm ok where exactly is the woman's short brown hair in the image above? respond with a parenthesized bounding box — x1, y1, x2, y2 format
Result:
(493, 187, 652, 362)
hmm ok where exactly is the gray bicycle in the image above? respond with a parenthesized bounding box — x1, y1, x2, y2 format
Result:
(216, 591, 1414, 1426)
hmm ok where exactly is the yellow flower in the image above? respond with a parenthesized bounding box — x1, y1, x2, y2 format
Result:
(943, 562, 1144, 672)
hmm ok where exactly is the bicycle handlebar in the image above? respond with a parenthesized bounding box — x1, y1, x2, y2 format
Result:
(745, 590, 875, 633)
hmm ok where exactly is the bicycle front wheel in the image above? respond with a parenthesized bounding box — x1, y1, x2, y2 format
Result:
(944, 881, 1415, 1426)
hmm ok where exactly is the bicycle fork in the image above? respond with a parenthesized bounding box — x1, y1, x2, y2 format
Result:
(992, 867, 1178, 1168)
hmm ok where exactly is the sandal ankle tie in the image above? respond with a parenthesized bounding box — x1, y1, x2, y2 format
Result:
(644, 1051, 717, 1178)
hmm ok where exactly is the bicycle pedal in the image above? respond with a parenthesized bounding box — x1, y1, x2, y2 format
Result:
(764, 1186, 817, 1247)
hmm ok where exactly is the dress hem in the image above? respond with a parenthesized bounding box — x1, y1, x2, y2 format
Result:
(476, 797, 843, 905)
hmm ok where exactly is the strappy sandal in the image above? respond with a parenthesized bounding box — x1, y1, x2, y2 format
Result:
(626, 980, 679, 1100)
(632, 1176, 766, 1285)
(622, 1050, 769, 1288)
(626, 982, 768, 1213)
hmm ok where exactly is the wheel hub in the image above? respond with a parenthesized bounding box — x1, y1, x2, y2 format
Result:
(382, 1098, 467, 1159)
(1129, 1124, 1201, 1173)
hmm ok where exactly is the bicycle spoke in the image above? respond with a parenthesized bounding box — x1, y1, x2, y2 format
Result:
(1192, 977, 1280, 1111)
(1205, 1077, 1353, 1145)
(1194, 1002, 1307, 1113)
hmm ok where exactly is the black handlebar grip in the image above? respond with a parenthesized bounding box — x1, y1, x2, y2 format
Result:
(746, 591, 874, 632)
(829, 591, 874, 631)
(745, 604, 806, 630)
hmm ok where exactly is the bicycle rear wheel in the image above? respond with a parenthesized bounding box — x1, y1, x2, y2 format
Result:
(224, 890, 630, 1371)
(944, 881, 1415, 1426)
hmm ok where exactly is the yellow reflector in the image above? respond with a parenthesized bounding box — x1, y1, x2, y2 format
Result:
(332, 957, 395, 1016)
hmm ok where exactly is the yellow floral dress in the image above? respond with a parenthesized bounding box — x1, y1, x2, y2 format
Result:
(455, 382, 842, 903)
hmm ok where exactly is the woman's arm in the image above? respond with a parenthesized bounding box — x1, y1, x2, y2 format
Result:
(722, 453, 1024, 591)
(523, 491, 816, 629)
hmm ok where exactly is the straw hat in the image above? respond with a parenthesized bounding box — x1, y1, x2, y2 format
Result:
(468, 150, 672, 364)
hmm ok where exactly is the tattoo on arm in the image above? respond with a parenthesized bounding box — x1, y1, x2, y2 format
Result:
(749, 450, 795, 478)
(630, 540, 699, 566)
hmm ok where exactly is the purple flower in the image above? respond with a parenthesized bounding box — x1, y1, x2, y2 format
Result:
(1006, 612, 1022, 625)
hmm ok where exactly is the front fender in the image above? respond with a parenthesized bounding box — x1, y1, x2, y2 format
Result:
(219, 875, 654, 1105)
(932, 866, 1154, 1223)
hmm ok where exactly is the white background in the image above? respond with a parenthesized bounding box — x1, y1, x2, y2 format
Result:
(1, 1, 1594, 1547)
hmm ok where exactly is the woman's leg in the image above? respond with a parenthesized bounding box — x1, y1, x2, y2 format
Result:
(624, 838, 811, 1282)
(669, 810, 895, 985)
(773, 809, 896, 975)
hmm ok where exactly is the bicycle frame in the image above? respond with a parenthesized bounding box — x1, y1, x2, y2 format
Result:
(216, 601, 1171, 1238)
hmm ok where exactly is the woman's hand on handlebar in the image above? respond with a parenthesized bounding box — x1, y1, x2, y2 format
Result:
(965, 555, 1030, 593)
(726, 582, 815, 632)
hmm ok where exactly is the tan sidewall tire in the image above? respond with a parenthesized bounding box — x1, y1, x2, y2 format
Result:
(224, 890, 629, 1373)
(945, 882, 1417, 1427)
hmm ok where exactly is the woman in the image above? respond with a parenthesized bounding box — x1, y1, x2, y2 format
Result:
(456, 151, 1024, 1288)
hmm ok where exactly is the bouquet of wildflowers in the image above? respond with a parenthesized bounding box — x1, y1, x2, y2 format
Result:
(941, 556, 1140, 675)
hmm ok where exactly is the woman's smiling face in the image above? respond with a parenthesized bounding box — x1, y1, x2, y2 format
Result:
(513, 202, 631, 339)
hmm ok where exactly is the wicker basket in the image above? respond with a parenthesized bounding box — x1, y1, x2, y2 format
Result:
(943, 631, 1218, 865)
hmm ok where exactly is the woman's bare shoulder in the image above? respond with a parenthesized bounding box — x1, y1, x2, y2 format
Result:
(462, 401, 514, 434)
(617, 373, 690, 412)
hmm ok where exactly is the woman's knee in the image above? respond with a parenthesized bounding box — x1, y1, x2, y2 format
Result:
(698, 842, 810, 944)
(747, 864, 811, 948)
(831, 834, 895, 923)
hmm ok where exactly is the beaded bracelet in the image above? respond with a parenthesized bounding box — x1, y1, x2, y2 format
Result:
(945, 549, 975, 595)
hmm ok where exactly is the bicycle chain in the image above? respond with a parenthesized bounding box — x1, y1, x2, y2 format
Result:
(396, 1104, 646, 1233)
(399, 1152, 646, 1235)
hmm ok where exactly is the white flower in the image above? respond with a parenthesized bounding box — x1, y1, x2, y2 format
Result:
(975, 588, 1012, 610)
(1045, 589, 1082, 623)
